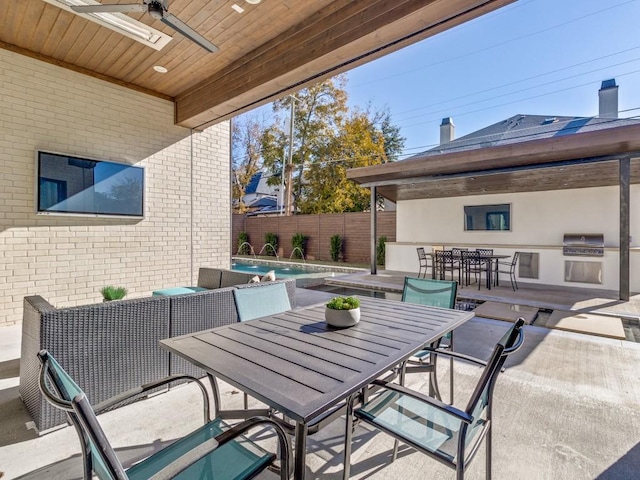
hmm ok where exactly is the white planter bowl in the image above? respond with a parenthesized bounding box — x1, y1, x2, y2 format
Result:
(325, 307, 360, 328)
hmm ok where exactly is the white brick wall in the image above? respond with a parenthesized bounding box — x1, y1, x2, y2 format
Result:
(0, 49, 230, 324)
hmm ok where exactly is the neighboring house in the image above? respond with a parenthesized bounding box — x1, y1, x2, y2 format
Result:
(241, 171, 281, 214)
(246, 197, 283, 217)
(348, 80, 640, 296)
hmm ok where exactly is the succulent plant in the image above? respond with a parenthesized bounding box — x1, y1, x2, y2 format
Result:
(326, 296, 360, 310)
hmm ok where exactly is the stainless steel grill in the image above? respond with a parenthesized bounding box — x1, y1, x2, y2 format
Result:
(562, 234, 604, 257)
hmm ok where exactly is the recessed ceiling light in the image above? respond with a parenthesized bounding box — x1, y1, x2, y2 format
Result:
(42, 0, 172, 51)
(231, 4, 244, 13)
(153, 65, 168, 73)
(246, 0, 261, 4)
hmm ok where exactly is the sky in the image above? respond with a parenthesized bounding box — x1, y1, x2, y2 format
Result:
(246, 0, 640, 159)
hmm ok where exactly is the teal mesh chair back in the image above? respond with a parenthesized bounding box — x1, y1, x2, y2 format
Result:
(462, 318, 525, 450)
(37, 351, 126, 480)
(233, 282, 292, 321)
(402, 277, 457, 309)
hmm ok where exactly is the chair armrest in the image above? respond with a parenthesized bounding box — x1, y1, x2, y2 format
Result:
(420, 347, 488, 367)
(94, 375, 211, 423)
(216, 416, 291, 480)
(370, 380, 473, 424)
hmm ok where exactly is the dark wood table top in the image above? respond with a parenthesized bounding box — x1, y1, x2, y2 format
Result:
(160, 296, 474, 424)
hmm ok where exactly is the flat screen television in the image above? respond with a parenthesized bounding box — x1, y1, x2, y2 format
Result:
(36, 151, 144, 218)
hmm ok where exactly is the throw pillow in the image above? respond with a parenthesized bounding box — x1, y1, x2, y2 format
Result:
(248, 275, 261, 284)
(262, 270, 276, 282)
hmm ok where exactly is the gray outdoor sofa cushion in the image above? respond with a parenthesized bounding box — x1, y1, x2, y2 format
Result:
(20, 277, 296, 433)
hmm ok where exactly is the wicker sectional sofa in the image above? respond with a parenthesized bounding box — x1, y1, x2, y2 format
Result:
(20, 270, 296, 433)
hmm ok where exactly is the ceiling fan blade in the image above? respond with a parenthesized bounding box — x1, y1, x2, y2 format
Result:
(71, 4, 147, 14)
(160, 13, 219, 53)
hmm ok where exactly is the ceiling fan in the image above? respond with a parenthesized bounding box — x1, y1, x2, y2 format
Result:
(70, 0, 219, 53)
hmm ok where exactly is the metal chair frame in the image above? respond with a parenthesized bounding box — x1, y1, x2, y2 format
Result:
(416, 247, 432, 279)
(462, 250, 490, 290)
(495, 252, 520, 291)
(343, 319, 526, 480)
(400, 277, 458, 404)
(37, 350, 291, 480)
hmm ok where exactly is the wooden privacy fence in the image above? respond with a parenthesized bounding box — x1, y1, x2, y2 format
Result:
(232, 212, 396, 264)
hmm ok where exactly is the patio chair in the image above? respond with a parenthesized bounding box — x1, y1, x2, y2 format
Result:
(344, 318, 525, 480)
(495, 252, 520, 291)
(416, 247, 432, 279)
(233, 282, 292, 321)
(436, 250, 462, 283)
(401, 277, 457, 404)
(464, 251, 490, 290)
(37, 350, 290, 480)
(233, 282, 292, 409)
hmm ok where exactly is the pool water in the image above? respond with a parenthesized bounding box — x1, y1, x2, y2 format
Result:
(231, 261, 311, 277)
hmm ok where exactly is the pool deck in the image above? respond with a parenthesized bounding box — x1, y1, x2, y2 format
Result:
(325, 269, 640, 339)
(2, 288, 640, 479)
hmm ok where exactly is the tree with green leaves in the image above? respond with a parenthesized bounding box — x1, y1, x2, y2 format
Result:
(261, 75, 349, 214)
(299, 110, 388, 213)
(257, 74, 405, 214)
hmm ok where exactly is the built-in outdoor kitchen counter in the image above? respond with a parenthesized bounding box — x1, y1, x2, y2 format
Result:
(386, 240, 640, 293)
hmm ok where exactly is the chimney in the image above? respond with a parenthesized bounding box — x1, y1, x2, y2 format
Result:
(440, 117, 455, 145)
(598, 79, 618, 118)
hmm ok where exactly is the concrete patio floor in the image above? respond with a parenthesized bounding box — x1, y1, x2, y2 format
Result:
(1, 288, 640, 479)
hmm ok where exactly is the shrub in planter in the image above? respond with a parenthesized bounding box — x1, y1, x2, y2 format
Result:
(237, 232, 250, 255)
(264, 232, 278, 256)
(291, 233, 307, 259)
(330, 234, 343, 262)
(376, 235, 387, 266)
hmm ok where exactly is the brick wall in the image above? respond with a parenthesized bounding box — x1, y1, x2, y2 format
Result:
(0, 49, 230, 324)
(233, 212, 396, 263)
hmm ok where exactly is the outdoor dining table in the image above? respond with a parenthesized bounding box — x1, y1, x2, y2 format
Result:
(160, 296, 474, 480)
(430, 251, 511, 289)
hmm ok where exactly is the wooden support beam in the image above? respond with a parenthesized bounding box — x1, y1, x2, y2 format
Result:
(175, 0, 514, 129)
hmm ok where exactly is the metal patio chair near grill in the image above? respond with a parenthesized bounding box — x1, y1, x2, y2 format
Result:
(416, 247, 432, 279)
(495, 252, 520, 291)
(37, 350, 291, 480)
(345, 318, 526, 480)
(401, 277, 458, 404)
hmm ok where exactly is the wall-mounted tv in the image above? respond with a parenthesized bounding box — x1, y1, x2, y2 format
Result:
(36, 151, 144, 218)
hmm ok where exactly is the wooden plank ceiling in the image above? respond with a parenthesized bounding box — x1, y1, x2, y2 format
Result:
(0, 0, 514, 129)
(347, 123, 640, 201)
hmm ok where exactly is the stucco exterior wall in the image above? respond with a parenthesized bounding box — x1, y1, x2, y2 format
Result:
(388, 186, 640, 292)
(0, 49, 230, 324)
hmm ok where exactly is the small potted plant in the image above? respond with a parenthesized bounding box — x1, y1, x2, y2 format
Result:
(100, 285, 128, 302)
(325, 296, 361, 328)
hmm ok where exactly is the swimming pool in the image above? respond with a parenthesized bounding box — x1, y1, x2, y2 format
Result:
(232, 261, 313, 277)
(231, 258, 366, 286)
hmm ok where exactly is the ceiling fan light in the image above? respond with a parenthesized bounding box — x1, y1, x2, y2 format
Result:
(42, 0, 172, 50)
